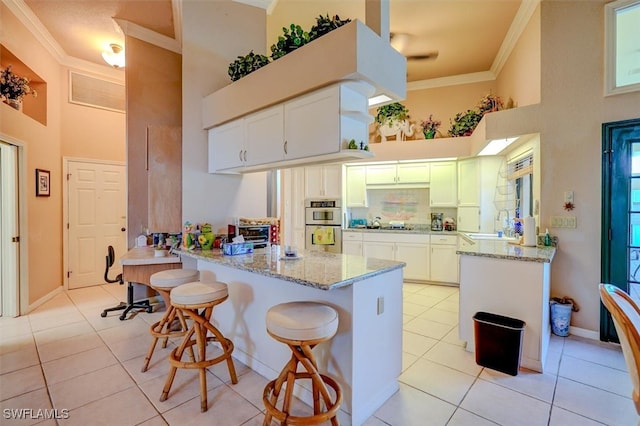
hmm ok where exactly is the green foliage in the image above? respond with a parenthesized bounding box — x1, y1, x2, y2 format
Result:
(270, 24, 310, 60)
(309, 14, 351, 42)
(375, 102, 410, 126)
(448, 110, 482, 137)
(227, 51, 271, 82)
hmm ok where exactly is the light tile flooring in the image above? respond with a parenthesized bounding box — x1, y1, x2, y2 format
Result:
(0, 282, 636, 426)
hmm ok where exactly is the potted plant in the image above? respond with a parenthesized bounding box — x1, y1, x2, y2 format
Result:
(270, 24, 310, 60)
(420, 114, 441, 139)
(228, 51, 271, 82)
(477, 93, 504, 116)
(0, 65, 37, 109)
(308, 14, 351, 42)
(448, 109, 482, 137)
(375, 102, 415, 142)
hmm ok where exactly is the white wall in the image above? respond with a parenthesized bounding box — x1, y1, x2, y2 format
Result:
(182, 0, 268, 233)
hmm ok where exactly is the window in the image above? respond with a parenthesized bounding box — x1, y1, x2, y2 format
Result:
(605, 0, 640, 95)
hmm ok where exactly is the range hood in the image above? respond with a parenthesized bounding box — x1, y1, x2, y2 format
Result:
(202, 20, 406, 130)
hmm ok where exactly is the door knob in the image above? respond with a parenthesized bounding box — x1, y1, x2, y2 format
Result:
(121, 227, 126, 232)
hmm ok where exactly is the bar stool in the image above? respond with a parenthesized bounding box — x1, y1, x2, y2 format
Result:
(141, 268, 200, 372)
(160, 281, 238, 412)
(263, 301, 342, 426)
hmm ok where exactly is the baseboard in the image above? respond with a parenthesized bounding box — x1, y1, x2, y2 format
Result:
(568, 326, 599, 340)
(26, 286, 64, 314)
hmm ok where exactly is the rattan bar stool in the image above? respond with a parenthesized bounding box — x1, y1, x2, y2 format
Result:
(141, 268, 200, 372)
(160, 281, 238, 412)
(263, 301, 342, 426)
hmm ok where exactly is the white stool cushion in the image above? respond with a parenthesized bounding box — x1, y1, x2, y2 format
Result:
(150, 269, 199, 289)
(267, 302, 339, 342)
(170, 281, 228, 306)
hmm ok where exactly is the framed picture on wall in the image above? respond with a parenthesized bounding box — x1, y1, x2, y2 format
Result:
(36, 168, 50, 197)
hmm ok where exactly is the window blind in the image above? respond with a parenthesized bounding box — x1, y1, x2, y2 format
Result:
(507, 151, 534, 180)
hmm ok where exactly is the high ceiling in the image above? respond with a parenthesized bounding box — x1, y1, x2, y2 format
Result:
(18, 0, 525, 83)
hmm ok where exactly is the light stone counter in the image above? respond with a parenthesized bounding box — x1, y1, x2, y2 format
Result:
(456, 238, 556, 263)
(174, 246, 405, 425)
(175, 248, 405, 290)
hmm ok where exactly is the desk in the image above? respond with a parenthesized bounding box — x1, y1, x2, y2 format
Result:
(120, 247, 182, 307)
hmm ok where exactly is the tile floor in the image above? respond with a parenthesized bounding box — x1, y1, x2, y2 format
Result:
(0, 282, 636, 426)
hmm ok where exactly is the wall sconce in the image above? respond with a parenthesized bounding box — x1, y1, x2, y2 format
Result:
(102, 44, 125, 69)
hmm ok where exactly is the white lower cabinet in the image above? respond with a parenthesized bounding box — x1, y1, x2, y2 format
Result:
(342, 231, 363, 256)
(430, 234, 459, 284)
(363, 233, 429, 282)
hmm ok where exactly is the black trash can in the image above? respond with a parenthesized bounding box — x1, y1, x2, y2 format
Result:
(473, 312, 526, 376)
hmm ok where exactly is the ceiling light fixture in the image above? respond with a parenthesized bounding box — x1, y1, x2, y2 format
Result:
(478, 137, 518, 156)
(102, 44, 125, 69)
(368, 94, 393, 107)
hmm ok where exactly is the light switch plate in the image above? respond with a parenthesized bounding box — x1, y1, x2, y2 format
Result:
(564, 191, 574, 203)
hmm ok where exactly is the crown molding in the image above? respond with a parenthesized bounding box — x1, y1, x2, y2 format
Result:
(113, 18, 181, 54)
(407, 71, 496, 91)
(4, 0, 124, 81)
(491, 0, 540, 76)
(232, 0, 278, 14)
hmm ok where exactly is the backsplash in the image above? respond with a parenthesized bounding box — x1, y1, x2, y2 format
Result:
(348, 188, 456, 226)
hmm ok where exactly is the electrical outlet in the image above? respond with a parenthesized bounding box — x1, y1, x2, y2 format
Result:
(377, 296, 384, 315)
(564, 216, 577, 228)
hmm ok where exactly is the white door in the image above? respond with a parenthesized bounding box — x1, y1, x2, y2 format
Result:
(68, 161, 126, 289)
(0, 142, 20, 316)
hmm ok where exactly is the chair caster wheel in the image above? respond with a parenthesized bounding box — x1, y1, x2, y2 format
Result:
(147, 307, 153, 313)
(119, 314, 127, 321)
(100, 311, 107, 318)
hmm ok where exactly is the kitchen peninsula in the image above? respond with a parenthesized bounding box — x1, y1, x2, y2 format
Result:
(176, 247, 405, 425)
(457, 237, 556, 373)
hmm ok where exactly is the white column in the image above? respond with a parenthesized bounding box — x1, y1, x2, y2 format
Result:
(365, 0, 390, 41)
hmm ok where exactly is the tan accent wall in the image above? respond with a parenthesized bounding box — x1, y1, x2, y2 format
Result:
(1, 4, 124, 305)
(538, 0, 640, 331)
(125, 37, 182, 245)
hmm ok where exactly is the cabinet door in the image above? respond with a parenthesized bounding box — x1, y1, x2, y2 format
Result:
(457, 206, 480, 232)
(321, 164, 342, 198)
(244, 105, 284, 166)
(430, 245, 459, 283)
(395, 242, 430, 281)
(457, 158, 479, 206)
(363, 241, 395, 261)
(284, 86, 340, 160)
(208, 119, 244, 172)
(346, 166, 367, 207)
(343, 240, 363, 256)
(304, 166, 324, 199)
(430, 161, 457, 207)
(397, 163, 430, 184)
(366, 164, 397, 184)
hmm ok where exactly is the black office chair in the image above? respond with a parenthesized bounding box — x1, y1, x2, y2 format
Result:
(100, 245, 153, 320)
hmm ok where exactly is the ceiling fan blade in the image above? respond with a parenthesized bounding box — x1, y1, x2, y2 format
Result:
(407, 51, 439, 61)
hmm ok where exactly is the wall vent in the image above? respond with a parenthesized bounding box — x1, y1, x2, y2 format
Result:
(69, 71, 125, 113)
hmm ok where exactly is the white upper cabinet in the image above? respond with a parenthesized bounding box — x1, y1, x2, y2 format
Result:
(365, 162, 430, 186)
(304, 164, 342, 199)
(366, 164, 397, 185)
(244, 105, 285, 166)
(284, 87, 341, 160)
(457, 206, 481, 232)
(345, 165, 367, 207)
(430, 161, 457, 207)
(457, 158, 480, 206)
(208, 119, 245, 172)
(207, 82, 373, 173)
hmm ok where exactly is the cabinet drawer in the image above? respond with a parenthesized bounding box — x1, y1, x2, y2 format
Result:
(363, 232, 430, 244)
(343, 231, 363, 241)
(430, 234, 458, 245)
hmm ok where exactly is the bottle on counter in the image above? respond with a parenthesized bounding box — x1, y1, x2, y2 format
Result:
(544, 229, 552, 246)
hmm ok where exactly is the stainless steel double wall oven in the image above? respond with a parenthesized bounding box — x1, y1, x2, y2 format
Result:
(304, 199, 342, 253)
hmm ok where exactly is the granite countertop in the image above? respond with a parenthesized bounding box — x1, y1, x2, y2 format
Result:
(119, 247, 182, 265)
(344, 225, 457, 236)
(456, 238, 556, 263)
(175, 248, 405, 290)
